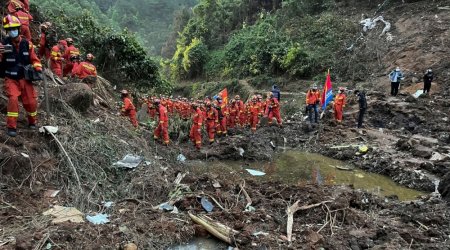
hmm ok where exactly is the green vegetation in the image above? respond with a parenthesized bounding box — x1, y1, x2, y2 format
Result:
(37, 0, 198, 56)
(169, 0, 359, 81)
(33, 4, 171, 93)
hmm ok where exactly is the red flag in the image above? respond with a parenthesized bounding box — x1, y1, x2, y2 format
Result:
(321, 71, 333, 109)
(218, 88, 228, 104)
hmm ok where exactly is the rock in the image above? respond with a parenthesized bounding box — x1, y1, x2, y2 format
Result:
(123, 243, 138, 250)
(438, 172, 450, 202)
(305, 230, 323, 245)
(405, 95, 416, 103)
(412, 145, 433, 159)
(47, 83, 94, 113)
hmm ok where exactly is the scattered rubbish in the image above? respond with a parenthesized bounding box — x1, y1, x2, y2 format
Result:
(430, 152, 448, 162)
(360, 16, 391, 37)
(359, 145, 369, 154)
(119, 139, 129, 145)
(86, 213, 110, 225)
(43, 205, 84, 224)
(245, 205, 256, 212)
(177, 154, 186, 162)
(119, 208, 130, 214)
(119, 226, 130, 234)
(44, 189, 61, 198)
(212, 181, 222, 188)
(253, 231, 269, 237)
(270, 141, 276, 149)
(245, 169, 266, 176)
(200, 197, 214, 212)
(21, 153, 29, 158)
(0, 237, 15, 247)
(145, 161, 152, 166)
(355, 173, 365, 178)
(45, 243, 52, 249)
(334, 165, 354, 171)
(438, 6, 450, 10)
(413, 90, 424, 98)
(39, 126, 59, 134)
(158, 202, 174, 212)
(93, 118, 100, 123)
(102, 201, 114, 208)
(113, 154, 142, 169)
(238, 147, 245, 156)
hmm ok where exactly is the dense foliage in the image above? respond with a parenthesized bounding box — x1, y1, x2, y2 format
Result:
(169, 0, 359, 81)
(37, 0, 197, 56)
(33, 5, 171, 92)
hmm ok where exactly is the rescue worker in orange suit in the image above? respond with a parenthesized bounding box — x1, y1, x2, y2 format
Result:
(147, 97, 157, 119)
(189, 103, 203, 150)
(333, 87, 347, 123)
(215, 96, 228, 136)
(38, 22, 52, 60)
(7, 0, 28, 14)
(120, 90, 138, 128)
(0, 15, 42, 137)
(234, 95, 245, 128)
(50, 40, 65, 77)
(205, 102, 218, 144)
(12, 5, 32, 41)
(249, 96, 261, 132)
(228, 99, 237, 129)
(62, 38, 80, 77)
(153, 99, 170, 145)
(306, 84, 321, 123)
(72, 53, 97, 80)
(265, 92, 283, 127)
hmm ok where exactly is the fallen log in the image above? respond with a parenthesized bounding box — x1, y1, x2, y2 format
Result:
(188, 212, 237, 245)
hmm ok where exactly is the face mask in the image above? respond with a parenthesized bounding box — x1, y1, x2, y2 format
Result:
(9, 29, 19, 38)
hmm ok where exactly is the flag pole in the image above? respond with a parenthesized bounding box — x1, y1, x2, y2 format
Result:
(320, 69, 330, 119)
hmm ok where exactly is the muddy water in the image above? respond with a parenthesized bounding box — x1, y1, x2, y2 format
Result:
(188, 151, 425, 201)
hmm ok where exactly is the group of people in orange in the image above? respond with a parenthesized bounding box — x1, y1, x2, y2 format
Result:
(120, 90, 283, 150)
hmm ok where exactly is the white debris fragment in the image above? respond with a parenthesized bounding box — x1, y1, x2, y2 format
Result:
(360, 16, 391, 37)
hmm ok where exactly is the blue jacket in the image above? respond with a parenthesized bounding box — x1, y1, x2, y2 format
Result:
(271, 85, 281, 101)
(389, 70, 404, 83)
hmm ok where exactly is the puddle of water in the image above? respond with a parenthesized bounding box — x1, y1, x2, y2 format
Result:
(168, 237, 228, 250)
(187, 151, 425, 201)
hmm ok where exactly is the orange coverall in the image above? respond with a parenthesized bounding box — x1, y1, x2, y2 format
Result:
(63, 45, 80, 76)
(205, 107, 218, 143)
(228, 102, 237, 128)
(13, 10, 32, 41)
(189, 107, 203, 149)
(50, 45, 63, 77)
(249, 102, 261, 132)
(154, 104, 169, 144)
(1, 37, 42, 129)
(121, 97, 138, 128)
(333, 93, 346, 122)
(216, 103, 228, 135)
(72, 61, 97, 79)
(266, 97, 282, 126)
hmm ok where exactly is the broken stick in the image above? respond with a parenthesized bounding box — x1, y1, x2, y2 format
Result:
(286, 200, 333, 242)
(239, 181, 252, 209)
(45, 127, 82, 192)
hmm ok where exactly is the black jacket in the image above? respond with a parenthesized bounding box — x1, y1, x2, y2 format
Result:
(423, 73, 433, 84)
(357, 92, 367, 109)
